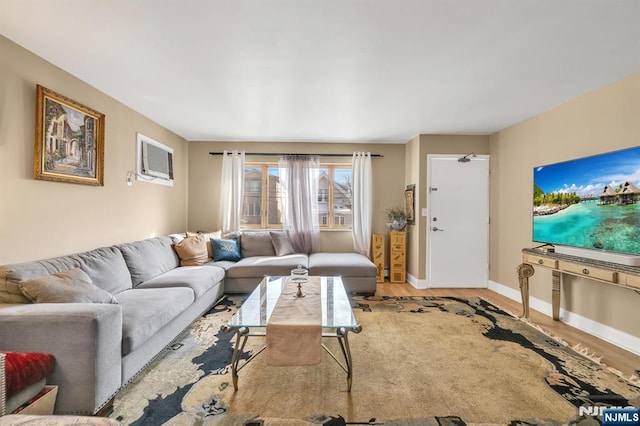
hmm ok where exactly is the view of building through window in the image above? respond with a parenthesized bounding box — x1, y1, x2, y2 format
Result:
(328, 167, 353, 228)
(242, 164, 352, 229)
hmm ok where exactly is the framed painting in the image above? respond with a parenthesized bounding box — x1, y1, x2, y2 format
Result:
(34, 85, 105, 185)
(405, 184, 415, 225)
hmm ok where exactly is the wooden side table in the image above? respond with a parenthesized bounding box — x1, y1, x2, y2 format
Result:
(371, 234, 385, 283)
(389, 231, 406, 283)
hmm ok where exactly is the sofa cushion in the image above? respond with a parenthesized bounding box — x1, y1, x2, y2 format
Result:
(212, 238, 241, 261)
(308, 253, 377, 277)
(115, 287, 194, 355)
(74, 247, 133, 294)
(136, 265, 225, 298)
(174, 235, 209, 266)
(225, 254, 308, 279)
(270, 231, 296, 256)
(118, 237, 179, 286)
(19, 268, 119, 304)
(0, 257, 79, 304)
(208, 259, 237, 270)
(240, 231, 276, 257)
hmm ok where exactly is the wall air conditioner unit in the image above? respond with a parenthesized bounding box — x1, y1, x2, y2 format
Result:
(136, 133, 174, 186)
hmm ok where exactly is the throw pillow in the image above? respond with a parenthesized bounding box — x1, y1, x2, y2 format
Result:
(173, 234, 209, 266)
(19, 268, 118, 304)
(186, 230, 222, 259)
(168, 233, 186, 244)
(2, 351, 56, 398)
(211, 238, 241, 262)
(270, 231, 296, 256)
(240, 231, 276, 257)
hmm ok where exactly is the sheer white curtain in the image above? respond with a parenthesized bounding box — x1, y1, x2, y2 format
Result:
(352, 152, 372, 256)
(279, 154, 320, 254)
(220, 150, 245, 233)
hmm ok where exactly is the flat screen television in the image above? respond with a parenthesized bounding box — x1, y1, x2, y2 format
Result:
(532, 145, 640, 266)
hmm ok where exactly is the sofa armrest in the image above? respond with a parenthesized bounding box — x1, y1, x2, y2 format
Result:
(0, 303, 123, 414)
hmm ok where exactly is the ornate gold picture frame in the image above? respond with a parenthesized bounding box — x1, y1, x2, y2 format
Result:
(405, 184, 415, 224)
(34, 85, 105, 185)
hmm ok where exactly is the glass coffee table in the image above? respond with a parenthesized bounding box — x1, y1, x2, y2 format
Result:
(220, 276, 362, 391)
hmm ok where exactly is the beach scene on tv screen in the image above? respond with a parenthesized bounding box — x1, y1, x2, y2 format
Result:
(533, 146, 640, 256)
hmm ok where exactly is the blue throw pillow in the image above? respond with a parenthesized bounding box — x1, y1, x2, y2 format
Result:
(211, 238, 241, 262)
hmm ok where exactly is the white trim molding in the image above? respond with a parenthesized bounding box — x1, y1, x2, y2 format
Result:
(489, 280, 640, 356)
(407, 273, 428, 289)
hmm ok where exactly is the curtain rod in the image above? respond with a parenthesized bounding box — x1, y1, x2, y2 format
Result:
(209, 152, 383, 158)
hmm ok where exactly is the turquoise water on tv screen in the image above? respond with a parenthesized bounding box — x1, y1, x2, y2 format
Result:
(533, 202, 640, 255)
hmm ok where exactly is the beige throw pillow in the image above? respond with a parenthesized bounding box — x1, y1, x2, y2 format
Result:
(186, 230, 222, 259)
(174, 234, 209, 266)
(19, 268, 118, 304)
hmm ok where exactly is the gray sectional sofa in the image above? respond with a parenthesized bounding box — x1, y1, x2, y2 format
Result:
(218, 231, 377, 294)
(0, 231, 376, 415)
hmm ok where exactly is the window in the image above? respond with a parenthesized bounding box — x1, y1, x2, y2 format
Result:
(241, 165, 282, 228)
(242, 166, 263, 226)
(244, 203, 261, 217)
(246, 179, 260, 193)
(241, 163, 352, 229)
(332, 167, 352, 228)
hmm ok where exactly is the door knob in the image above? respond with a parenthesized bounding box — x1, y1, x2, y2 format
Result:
(432, 227, 444, 232)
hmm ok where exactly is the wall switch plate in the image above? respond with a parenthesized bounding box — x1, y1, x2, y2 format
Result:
(422, 208, 428, 216)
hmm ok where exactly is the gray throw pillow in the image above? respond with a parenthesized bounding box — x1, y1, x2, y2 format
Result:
(270, 231, 296, 256)
(241, 231, 277, 257)
(19, 268, 118, 304)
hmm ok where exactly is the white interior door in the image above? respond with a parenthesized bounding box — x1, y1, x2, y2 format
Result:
(427, 155, 489, 288)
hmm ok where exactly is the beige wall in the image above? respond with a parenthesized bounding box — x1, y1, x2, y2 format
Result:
(0, 35, 188, 264)
(188, 141, 405, 254)
(404, 135, 421, 278)
(489, 73, 640, 338)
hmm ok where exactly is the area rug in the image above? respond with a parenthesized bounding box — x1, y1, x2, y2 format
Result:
(108, 296, 640, 425)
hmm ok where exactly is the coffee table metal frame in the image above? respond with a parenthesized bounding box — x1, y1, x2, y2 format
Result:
(220, 276, 362, 392)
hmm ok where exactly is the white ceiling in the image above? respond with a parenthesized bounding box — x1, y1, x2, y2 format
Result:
(1, 1, 639, 143)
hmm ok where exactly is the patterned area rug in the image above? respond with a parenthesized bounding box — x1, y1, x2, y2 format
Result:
(108, 296, 639, 425)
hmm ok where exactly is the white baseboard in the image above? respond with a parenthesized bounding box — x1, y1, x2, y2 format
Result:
(488, 280, 640, 356)
(407, 273, 428, 289)
(488, 280, 522, 303)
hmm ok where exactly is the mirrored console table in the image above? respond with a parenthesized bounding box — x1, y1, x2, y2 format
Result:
(517, 248, 640, 319)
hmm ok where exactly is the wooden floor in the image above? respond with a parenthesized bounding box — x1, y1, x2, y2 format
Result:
(376, 282, 640, 379)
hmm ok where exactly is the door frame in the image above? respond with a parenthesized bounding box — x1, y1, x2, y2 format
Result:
(426, 154, 490, 288)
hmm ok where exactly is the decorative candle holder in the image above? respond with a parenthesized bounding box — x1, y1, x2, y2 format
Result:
(291, 264, 308, 277)
(290, 276, 307, 298)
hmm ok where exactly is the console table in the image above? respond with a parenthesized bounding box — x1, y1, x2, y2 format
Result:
(517, 248, 640, 319)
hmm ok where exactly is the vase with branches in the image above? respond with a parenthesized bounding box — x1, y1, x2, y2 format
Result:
(385, 205, 407, 231)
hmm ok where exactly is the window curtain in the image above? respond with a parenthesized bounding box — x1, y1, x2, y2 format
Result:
(278, 154, 320, 254)
(352, 152, 372, 256)
(220, 150, 245, 233)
